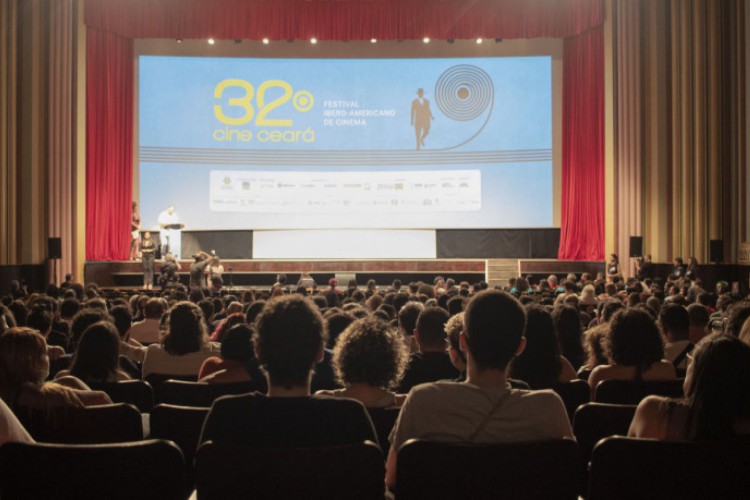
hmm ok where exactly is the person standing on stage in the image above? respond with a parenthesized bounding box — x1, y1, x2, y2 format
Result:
(207, 255, 225, 295)
(158, 205, 181, 259)
(159, 252, 181, 289)
(130, 202, 141, 261)
(190, 252, 211, 290)
(140, 231, 157, 290)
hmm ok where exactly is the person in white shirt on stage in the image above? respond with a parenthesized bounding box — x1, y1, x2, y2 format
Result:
(158, 205, 181, 259)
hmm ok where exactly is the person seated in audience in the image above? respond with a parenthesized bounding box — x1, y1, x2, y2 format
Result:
(659, 304, 693, 370)
(509, 305, 577, 389)
(199, 324, 264, 385)
(740, 317, 750, 347)
(553, 305, 585, 370)
(0, 328, 111, 410)
(397, 301, 423, 353)
(397, 307, 459, 392)
(0, 397, 33, 445)
(672, 257, 686, 279)
(724, 301, 750, 338)
(199, 295, 377, 448)
(324, 310, 355, 349)
(687, 303, 710, 344)
(316, 316, 409, 407)
(48, 308, 113, 377)
(385, 290, 572, 489)
(127, 297, 165, 345)
(55, 322, 132, 384)
(141, 302, 220, 378)
(209, 311, 246, 342)
(629, 334, 750, 440)
(588, 308, 676, 396)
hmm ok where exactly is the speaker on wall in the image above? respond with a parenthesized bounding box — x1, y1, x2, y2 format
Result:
(710, 239, 724, 263)
(629, 236, 643, 258)
(48, 237, 62, 259)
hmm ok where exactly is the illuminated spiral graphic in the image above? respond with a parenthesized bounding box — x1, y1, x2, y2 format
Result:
(434, 65, 494, 121)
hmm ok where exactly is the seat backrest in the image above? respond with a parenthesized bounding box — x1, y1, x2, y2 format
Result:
(86, 380, 154, 412)
(551, 380, 591, 422)
(144, 373, 199, 403)
(159, 379, 262, 407)
(588, 436, 750, 500)
(396, 439, 585, 500)
(0, 439, 185, 500)
(572, 403, 637, 461)
(594, 379, 684, 405)
(15, 403, 143, 444)
(366, 407, 401, 456)
(195, 440, 384, 500)
(150, 403, 210, 485)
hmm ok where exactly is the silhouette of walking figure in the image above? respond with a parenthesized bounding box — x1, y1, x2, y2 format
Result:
(411, 88, 435, 150)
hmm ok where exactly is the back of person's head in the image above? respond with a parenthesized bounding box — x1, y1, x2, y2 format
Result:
(144, 298, 166, 319)
(164, 302, 207, 355)
(109, 305, 133, 338)
(601, 300, 625, 323)
(607, 308, 664, 370)
(687, 303, 710, 329)
(552, 305, 584, 369)
(220, 324, 255, 373)
(725, 301, 750, 338)
(197, 299, 215, 325)
(332, 316, 409, 390)
(7, 301, 28, 327)
(376, 303, 396, 321)
(392, 293, 409, 313)
(70, 308, 112, 348)
(70, 322, 121, 381)
(510, 305, 562, 389)
(325, 311, 356, 349)
(311, 295, 327, 311)
(60, 297, 81, 320)
(584, 324, 610, 369)
(245, 300, 266, 325)
(253, 295, 325, 389)
(444, 312, 465, 365)
(659, 304, 690, 341)
(684, 334, 750, 440)
(212, 312, 247, 343)
(398, 301, 424, 336)
(463, 290, 527, 372)
(392, 279, 402, 291)
(415, 307, 450, 350)
(0, 328, 49, 402)
(447, 296, 465, 317)
(26, 307, 52, 335)
(189, 289, 205, 303)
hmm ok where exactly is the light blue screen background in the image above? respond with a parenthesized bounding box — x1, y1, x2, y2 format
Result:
(138, 55, 553, 230)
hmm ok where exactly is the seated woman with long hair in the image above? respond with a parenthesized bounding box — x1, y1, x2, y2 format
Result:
(588, 308, 675, 396)
(316, 316, 409, 407)
(55, 322, 131, 383)
(509, 305, 577, 389)
(0, 328, 111, 411)
(142, 302, 220, 378)
(629, 334, 750, 440)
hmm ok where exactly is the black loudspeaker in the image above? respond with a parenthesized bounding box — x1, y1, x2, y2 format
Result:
(710, 239, 724, 263)
(47, 237, 62, 259)
(629, 236, 643, 258)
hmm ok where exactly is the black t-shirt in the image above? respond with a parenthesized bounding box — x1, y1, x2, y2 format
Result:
(637, 261, 654, 280)
(189, 260, 209, 287)
(199, 393, 378, 448)
(397, 351, 460, 393)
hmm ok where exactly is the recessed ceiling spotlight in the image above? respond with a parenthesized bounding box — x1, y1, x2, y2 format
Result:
(207, 38, 215, 45)
(423, 37, 430, 44)
(476, 38, 483, 44)
(370, 38, 377, 44)
(262, 38, 270, 45)
(176, 38, 183, 44)
(310, 37, 318, 44)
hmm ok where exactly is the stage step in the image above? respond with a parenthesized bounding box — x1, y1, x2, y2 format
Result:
(486, 259, 520, 288)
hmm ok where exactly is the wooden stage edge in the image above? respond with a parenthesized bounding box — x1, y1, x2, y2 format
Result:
(84, 259, 607, 289)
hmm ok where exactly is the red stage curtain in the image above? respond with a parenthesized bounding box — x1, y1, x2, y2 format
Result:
(558, 26, 604, 261)
(84, 0, 604, 40)
(86, 29, 133, 261)
(84, 0, 604, 261)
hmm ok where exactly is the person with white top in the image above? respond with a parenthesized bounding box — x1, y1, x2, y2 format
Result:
(157, 205, 181, 259)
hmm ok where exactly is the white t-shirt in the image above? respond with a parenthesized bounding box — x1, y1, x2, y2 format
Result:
(389, 381, 573, 452)
(0, 398, 34, 445)
(142, 342, 221, 378)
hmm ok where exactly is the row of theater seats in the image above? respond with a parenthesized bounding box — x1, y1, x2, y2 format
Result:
(1, 435, 749, 499)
